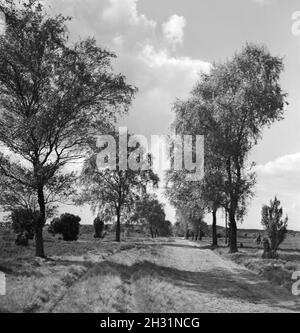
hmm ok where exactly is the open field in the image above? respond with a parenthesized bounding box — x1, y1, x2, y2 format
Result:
(1, 227, 300, 313)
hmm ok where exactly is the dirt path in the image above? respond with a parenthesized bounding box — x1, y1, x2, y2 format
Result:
(51, 239, 300, 313)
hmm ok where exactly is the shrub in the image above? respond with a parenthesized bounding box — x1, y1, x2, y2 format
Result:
(93, 217, 104, 238)
(49, 213, 81, 241)
(261, 197, 288, 259)
(15, 232, 29, 246)
(11, 208, 39, 241)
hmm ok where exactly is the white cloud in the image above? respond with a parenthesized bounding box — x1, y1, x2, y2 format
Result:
(162, 14, 186, 49)
(138, 44, 211, 73)
(0, 11, 6, 35)
(102, 0, 156, 30)
(242, 152, 300, 230)
(252, 0, 271, 5)
(255, 152, 300, 176)
(43, 0, 211, 224)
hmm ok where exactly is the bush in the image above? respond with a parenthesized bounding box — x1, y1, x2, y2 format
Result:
(15, 232, 29, 246)
(93, 217, 104, 238)
(49, 213, 81, 241)
(11, 208, 39, 241)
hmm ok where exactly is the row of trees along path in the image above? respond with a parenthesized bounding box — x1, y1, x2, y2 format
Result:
(166, 43, 287, 253)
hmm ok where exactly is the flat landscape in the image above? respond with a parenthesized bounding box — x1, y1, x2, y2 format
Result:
(1, 228, 300, 313)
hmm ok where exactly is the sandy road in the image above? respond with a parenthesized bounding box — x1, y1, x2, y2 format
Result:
(51, 238, 300, 313)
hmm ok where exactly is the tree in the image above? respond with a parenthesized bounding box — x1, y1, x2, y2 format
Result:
(159, 220, 173, 237)
(173, 221, 185, 237)
(165, 169, 207, 241)
(171, 44, 287, 253)
(79, 133, 159, 242)
(261, 197, 288, 259)
(0, 1, 135, 257)
(49, 213, 81, 241)
(132, 195, 166, 238)
(197, 161, 226, 247)
(200, 141, 228, 247)
(170, 97, 227, 247)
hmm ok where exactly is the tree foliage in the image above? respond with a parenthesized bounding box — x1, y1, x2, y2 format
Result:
(79, 133, 159, 242)
(132, 195, 168, 238)
(165, 169, 207, 240)
(0, 0, 135, 256)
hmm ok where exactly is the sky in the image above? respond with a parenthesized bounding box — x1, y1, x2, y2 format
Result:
(5, 0, 300, 230)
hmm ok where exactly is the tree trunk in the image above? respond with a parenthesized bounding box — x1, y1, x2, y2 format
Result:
(150, 226, 154, 239)
(227, 223, 231, 248)
(116, 208, 121, 242)
(186, 229, 189, 240)
(212, 209, 218, 247)
(35, 225, 44, 257)
(36, 186, 45, 258)
(199, 227, 202, 241)
(229, 211, 238, 253)
(225, 210, 228, 245)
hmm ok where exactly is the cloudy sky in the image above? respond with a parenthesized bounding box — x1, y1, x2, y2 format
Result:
(42, 0, 300, 230)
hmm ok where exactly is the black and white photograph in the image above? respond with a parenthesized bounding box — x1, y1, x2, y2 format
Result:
(0, 0, 300, 319)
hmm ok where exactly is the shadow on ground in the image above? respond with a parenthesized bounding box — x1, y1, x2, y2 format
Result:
(52, 252, 300, 313)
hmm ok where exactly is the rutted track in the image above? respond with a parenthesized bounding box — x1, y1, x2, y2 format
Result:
(50, 239, 300, 313)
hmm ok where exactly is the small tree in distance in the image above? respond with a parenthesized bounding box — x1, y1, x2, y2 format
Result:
(261, 197, 288, 259)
